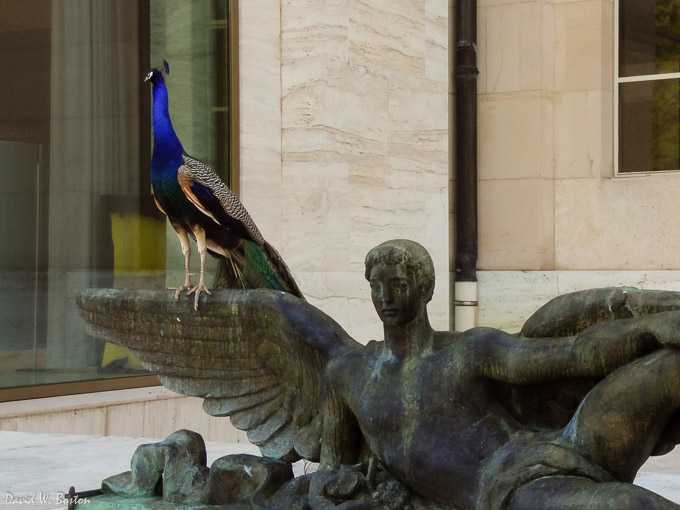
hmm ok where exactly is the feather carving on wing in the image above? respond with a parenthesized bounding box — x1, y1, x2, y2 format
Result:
(76, 288, 360, 462)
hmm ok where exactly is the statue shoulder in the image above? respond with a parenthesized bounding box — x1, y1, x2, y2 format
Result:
(433, 330, 460, 350)
(433, 328, 514, 363)
(325, 340, 380, 383)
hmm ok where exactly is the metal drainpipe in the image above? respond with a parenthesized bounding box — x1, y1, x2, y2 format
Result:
(452, 0, 478, 332)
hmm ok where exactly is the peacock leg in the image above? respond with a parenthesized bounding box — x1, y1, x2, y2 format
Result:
(187, 226, 212, 310)
(172, 228, 193, 299)
(225, 251, 244, 287)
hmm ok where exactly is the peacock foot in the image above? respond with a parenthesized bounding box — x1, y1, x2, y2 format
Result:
(171, 284, 193, 301)
(187, 281, 212, 310)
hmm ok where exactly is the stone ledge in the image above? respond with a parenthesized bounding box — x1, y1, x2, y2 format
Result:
(0, 387, 179, 419)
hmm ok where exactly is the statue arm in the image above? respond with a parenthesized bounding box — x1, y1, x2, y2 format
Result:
(311, 361, 376, 509)
(318, 360, 363, 469)
(471, 311, 680, 384)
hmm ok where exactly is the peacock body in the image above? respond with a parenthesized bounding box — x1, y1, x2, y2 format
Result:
(145, 62, 303, 308)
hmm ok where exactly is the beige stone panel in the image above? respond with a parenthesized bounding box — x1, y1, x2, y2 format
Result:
(173, 397, 221, 438)
(107, 402, 145, 437)
(425, 0, 449, 84)
(349, 178, 441, 261)
(558, 271, 680, 294)
(478, 92, 544, 180)
(348, 164, 396, 268)
(349, 189, 427, 266)
(600, 0, 614, 93)
(297, 270, 379, 343)
(0, 417, 17, 431)
(388, 150, 448, 191)
(485, 3, 521, 93)
(16, 408, 106, 435)
(239, 0, 282, 246)
(142, 397, 182, 439)
(141, 396, 235, 442)
(554, 0, 606, 92)
(283, 62, 389, 142)
(107, 396, 246, 443)
(281, 162, 350, 272)
(283, 127, 389, 167)
(281, 0, 349, 62)
(554, 90, 606, 178)
(282, 56, 344, 93)
(206, 414, 249, 444)
(540, 2, 555, 92)
(477, 271, 559, 332)
(348, 0, 426, 74)
(555, 176, 680, 270)
(540, 93, 555, 180)
(520, 2, 541, 92)
(600, 89, 613, 177)
(347, 166, 449, 330)
(478, 0, 527, 6)
(476, 1, 554, 92)
(478, 178, 555, 270)
(389, 128, 447, 184)
(477, 5, 488, 94)
(388, 74, 448, 132)
(282, 61, 389, 168)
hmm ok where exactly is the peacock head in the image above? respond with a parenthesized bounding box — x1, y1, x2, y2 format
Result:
(144, 60, 170, 85)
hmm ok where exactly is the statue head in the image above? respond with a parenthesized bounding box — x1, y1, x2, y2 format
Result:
(365, 240, 435, 326)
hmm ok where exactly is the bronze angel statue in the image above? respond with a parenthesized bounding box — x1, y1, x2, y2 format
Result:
(77, 240, 680, 510)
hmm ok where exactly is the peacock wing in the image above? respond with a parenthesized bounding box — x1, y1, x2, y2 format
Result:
(76, 288, 360, 462)
(178, 154, 265, 246)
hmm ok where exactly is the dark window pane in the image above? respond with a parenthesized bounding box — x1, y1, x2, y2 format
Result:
(619, 79, 680, 172)
(620, 0, 680, 77)
(0, 0, 232, 396)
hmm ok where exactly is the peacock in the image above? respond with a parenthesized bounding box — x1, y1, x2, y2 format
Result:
(145, 61, 303, 309)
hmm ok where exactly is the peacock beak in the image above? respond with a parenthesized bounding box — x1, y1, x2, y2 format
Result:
(144, 71, 153, 82)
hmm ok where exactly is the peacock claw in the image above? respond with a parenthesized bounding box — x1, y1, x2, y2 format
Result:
(187, 281, 212, 310)
(172, 285, 193, 300)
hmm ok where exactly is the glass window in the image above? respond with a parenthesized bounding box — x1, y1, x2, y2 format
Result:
(617, 0, 680, 173)
(0, 0, 235, 400)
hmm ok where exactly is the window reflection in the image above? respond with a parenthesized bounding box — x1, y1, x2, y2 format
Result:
(0, 0, 231, 395)
(620, 0, 680, 78)
(619, 79, 680, 173)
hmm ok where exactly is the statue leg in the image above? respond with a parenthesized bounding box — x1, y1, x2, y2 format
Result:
(559, 348, 680, 483)
(508, 476, 680, 510)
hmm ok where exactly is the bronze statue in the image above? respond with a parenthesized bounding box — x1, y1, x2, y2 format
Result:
(77, 239, 680, 509)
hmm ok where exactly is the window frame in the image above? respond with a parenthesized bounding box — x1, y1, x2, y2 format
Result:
(614, 0, 680, 176)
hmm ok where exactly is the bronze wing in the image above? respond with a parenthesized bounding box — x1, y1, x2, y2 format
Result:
(76, 288, 361, 462)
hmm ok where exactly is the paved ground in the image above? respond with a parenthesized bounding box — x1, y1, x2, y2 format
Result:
(1, 431, 679, 509)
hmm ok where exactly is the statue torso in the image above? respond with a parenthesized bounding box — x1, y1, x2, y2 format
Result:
(333, 332, 523, 509)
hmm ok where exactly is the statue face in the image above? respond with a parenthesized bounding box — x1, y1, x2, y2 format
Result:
(369, 263, 423, 327)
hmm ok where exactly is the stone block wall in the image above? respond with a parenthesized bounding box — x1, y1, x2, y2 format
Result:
(476, 0, 680, 328)
(239, 0, 450, 340)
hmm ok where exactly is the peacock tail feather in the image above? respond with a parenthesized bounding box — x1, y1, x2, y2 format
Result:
(212, 241, 303, 299)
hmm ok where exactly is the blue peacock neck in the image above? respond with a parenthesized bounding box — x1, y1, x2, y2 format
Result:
(150, 79, 184, 174)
